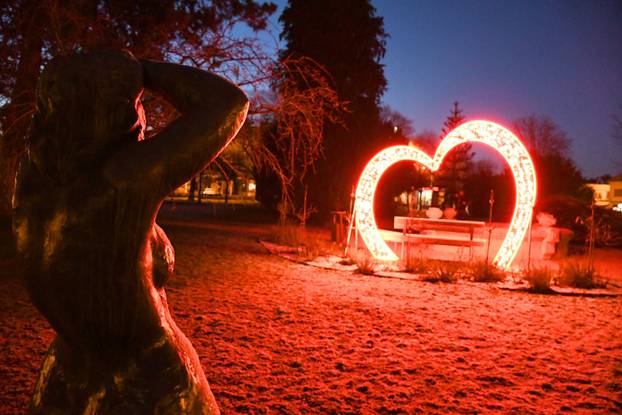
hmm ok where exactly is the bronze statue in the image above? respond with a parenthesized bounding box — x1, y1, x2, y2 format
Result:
(12, 50, 248, 414)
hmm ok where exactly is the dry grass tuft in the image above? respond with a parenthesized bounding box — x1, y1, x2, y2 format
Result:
(402, 251, 429, 274)
(271, 224, 306, 247)
(353, 253, 376, 275)
(468, 261, 507, 283)
(422, 261, 460, 283)
(270, 225, 333, 261)
(522, 267, 555, 293)
(558, 261, 607, 289)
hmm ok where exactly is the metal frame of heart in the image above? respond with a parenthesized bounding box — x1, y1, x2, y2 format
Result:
(353, 120, 537, 270)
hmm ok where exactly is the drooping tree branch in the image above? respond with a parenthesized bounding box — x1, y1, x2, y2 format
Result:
(0, 0, 277, 217)
(238, 55, 346, 224)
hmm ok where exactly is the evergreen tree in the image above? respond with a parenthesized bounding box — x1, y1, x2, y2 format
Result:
(279, 0, 388, 216)
(436, 101, 473, 197)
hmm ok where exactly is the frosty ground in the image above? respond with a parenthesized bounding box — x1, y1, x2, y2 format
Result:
(1, 212, 621, 414)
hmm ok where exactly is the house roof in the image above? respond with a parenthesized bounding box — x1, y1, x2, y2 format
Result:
(611, 173, 622, 182)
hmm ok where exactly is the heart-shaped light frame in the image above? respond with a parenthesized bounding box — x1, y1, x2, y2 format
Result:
(354, 120, 536, 269)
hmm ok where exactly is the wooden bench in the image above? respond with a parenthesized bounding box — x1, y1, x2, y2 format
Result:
(393, 216, 487, 259)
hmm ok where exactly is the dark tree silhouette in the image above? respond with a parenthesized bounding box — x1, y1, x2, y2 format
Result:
(536, 154, 591, 202)
(0, 0, 276, 221)
(463, 161, 514, 221)
(436, 101, 473, 196)
(279, 0, 389, 216)
(241, 56, 345, 225)
(411, 129, 440, 155)
(380, 105, 415, 139)
(512, 114, 588, 204)
(513, 114, 571, 159)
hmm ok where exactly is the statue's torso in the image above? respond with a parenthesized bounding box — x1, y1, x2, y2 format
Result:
(13, 160, 161, 353)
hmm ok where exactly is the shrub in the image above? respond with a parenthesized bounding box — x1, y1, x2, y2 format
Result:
(423, 261, 459, 283)
(468, 261, 507, 283)
(354, 254, 376, 275)
(593, 214, 622, 247)
(559, 262, 607, 289)
(299, 238, 321, 261)
(272, 224, 304, 247)
(522, 267, 554, 293)
(402, 251, 429, 274)
(270, 224, 331, 261)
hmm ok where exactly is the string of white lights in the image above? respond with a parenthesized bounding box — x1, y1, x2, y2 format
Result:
(354, 120, 537, 270)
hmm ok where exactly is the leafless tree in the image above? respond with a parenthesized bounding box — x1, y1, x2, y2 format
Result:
(410, 129, 439, 155)
(238, 56, 346, 225)
(380, 106, 414, 138)
(513, 114, 571, 158)
(0, 0, 277, 218)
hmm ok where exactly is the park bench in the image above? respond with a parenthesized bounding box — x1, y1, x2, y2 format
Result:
(392, 216, 487, 259)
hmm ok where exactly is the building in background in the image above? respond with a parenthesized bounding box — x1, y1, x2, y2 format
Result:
(610, 174, 622, 212)
(586, 173, 622, 211)
(169, 167, 256, 203)
(586, 182, 611, 207)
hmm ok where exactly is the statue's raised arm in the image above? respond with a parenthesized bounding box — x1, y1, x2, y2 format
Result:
(105, 58, 249, 197)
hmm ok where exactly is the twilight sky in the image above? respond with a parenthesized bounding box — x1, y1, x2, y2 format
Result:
(256, 0, 622, 178)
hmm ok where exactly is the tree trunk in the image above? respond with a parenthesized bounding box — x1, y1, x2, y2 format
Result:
(300, 185, 308, 228)
(187, 178, 196, 201)
(0, 0, 44, 221)
(224, 178, 229, 204)
(197, 172, 202, 204)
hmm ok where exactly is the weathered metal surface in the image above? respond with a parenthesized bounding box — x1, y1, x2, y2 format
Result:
(13, 50, 248, 414)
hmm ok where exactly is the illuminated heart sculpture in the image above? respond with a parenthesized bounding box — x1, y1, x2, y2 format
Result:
(354, 120, 537, 269)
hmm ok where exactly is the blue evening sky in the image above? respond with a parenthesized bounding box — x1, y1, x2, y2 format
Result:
(250, 0, 622, 178)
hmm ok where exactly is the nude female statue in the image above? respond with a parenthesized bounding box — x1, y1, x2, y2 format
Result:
(12, 50, 248, 414)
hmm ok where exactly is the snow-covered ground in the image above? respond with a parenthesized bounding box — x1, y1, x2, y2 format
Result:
(1, 218, 621, 414)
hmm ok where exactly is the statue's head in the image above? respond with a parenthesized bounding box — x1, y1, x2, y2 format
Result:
(29, 50, 145, 180)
